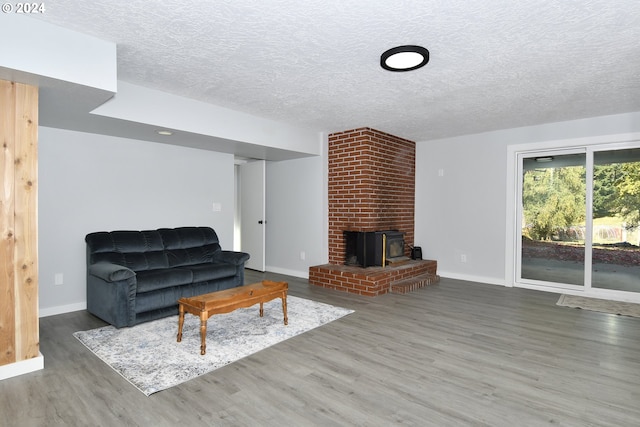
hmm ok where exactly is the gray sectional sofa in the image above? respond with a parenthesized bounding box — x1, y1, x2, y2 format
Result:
(85, 226, 250, 328)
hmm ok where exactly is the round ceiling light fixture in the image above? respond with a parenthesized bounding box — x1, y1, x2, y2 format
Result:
(380, 45, 430, 72)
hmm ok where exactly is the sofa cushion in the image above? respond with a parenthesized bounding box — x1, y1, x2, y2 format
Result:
(134, 279, 241, 315)
(160, 227, 224, 267)
(180, 262, 238, 283)
(136, 268, 193, 293)
(165, 245, 219, 267)
(87, 230, 164, 252)
(159, 227, 221, 250)
(92, 251, 169, 272)
(86, 230, 169, 271)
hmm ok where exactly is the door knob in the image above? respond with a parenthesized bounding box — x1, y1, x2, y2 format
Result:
(258, 220, 264, 224)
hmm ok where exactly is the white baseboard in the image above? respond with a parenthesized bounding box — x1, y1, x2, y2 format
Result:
(265, 266, 309, 279)
(438, 271, 507, 287)
(0, 353, 44, 381)
(39, 302, 86, 318)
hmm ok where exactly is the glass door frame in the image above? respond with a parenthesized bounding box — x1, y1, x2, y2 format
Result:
(506, 134, 640, 303)
(515, 147, 589, 292)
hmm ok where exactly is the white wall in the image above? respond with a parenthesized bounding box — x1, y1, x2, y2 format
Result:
(416, 134, 507, 284)
(265, 155, 326, 278)
(38, 127, 235, 316)
(415, 111, 640, 285)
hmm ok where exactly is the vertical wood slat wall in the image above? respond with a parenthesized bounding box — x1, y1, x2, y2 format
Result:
(0, 80, 39, 366)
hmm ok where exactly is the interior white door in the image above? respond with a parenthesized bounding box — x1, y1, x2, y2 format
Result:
(240, 160, 266, 271)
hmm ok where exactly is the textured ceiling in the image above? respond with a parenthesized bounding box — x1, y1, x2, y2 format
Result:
(33, 0, 640, 142)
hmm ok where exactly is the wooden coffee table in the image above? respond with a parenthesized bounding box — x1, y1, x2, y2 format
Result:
(177, 280, 288, 355)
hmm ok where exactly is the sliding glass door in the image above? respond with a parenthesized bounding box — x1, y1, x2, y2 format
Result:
(591, 148, 640, 293)
(519, 151, 586, 289)
(516, 145, 640, 297)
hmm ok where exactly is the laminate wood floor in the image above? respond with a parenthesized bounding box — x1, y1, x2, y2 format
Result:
(2, 272, 639, 426)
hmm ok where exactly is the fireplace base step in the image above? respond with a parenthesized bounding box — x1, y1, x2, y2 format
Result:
(309, 260, 437, 296)
(390, 273, 440, 295)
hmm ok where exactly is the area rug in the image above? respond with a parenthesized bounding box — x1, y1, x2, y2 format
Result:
(556, 294, 640, 318)
(74, 296, 354, 396)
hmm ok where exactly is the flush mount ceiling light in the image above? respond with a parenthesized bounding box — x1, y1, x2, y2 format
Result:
(156, 130, 173, 136)
(380, 45, 430, 72)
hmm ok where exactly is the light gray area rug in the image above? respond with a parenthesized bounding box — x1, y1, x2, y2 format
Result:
(557, 294, 640, 318)
(74, 296, 354, 396)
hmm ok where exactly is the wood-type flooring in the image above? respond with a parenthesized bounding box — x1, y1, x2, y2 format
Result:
(1, 271, 639, 426)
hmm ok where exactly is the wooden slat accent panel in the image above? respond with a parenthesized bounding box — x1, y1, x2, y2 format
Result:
(0, 81, 17, 365)
(0, 80, 39, 366)
(14, 82, 39, 360)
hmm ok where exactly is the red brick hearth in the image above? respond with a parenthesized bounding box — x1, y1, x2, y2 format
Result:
(309, 127, 439, 296)
(309, 260, 438, 296)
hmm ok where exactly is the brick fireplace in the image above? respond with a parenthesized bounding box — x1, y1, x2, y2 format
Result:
(309, 127, 438, 296)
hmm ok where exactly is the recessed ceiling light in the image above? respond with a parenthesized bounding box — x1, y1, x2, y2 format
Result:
(380, 45, 430, 72)
(156, 130, 173, 136)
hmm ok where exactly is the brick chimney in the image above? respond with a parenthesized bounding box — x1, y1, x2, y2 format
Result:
(327, 127, 415, 264)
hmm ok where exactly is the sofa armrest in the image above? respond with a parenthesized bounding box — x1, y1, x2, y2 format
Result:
(215, 251, 251, 266)
(88, 262, 136, 282)
(87, 263, 137, 328)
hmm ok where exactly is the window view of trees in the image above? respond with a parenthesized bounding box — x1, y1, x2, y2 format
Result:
(610, 162, 640, 229)
(522, 158, 640, 244)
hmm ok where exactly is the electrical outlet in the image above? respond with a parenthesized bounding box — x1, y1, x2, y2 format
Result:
(460, 254, 467, 263)
(54, 273, 64, 285)
(300, 251, 306, 260)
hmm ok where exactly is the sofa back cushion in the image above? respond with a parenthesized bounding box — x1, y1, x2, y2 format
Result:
(159, 227, 222, 267)
(86, 230, 169, 271)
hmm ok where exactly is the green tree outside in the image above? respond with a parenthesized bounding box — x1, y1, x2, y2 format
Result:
(611, 162, 640, 229)
(522, 166, 586, 240)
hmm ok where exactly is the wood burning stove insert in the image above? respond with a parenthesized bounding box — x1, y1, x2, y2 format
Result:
(344, 230, 405, 267)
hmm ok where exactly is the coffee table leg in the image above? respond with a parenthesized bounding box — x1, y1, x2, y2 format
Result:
(177, 303, 184, 342)
(281, 292, 288, 325)
(199, 313, 207, 355)
(260, 302, 264, 317)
